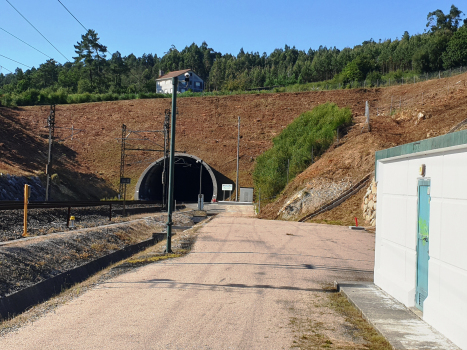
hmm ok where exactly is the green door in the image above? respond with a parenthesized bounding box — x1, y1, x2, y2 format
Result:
(416, 179, 431, 311)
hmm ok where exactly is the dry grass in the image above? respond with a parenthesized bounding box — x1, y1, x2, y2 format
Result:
(288, 285, 392, 350)
(0, 220, 201, 335)
(326, 291, 392, 350)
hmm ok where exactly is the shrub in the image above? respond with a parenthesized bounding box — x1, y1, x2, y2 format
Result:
(253, 103, 352, 200)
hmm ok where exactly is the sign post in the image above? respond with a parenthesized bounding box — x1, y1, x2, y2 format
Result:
(222, 184, 233, 201)
(120, 177, 131, 216)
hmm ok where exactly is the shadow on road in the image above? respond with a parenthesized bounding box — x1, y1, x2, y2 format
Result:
(99, 278, 338, 293)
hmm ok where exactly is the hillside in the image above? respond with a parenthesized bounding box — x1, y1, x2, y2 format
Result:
(1, 73, 466, 216)
(1, 88, 380, 197)
(0, 108, 113, 200)
(258, 73, 467, 224)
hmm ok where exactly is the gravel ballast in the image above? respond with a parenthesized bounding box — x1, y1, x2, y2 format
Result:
(0, 211, 195, 298)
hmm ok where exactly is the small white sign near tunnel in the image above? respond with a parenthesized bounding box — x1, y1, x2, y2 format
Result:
(222, 184, 233, 191)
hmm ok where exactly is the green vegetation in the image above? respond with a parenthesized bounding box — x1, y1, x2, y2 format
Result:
(253, 103, 352, 200)
(1, 5, 467, 106)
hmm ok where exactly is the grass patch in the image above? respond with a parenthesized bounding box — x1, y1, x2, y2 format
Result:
(253, 103, 352, 200)
(126, 253, 182, 265)
(327, 292, 392, 350)
(288, 285, 392, 349)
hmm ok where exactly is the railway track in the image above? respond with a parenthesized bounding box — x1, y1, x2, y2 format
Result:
(0, 200, 183, 242)
(0, 200, 162, 211)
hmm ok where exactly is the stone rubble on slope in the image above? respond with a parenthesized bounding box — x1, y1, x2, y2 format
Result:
(361, 177, 377, 226)
(278, 178, 353, 220)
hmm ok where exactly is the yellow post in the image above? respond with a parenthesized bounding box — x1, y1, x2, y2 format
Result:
(23, 184, 30, 237)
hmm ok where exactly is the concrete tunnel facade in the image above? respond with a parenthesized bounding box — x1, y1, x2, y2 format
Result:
(134, 153, 236, 202)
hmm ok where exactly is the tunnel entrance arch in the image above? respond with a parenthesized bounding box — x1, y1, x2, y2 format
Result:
(135, 153, 233, 203)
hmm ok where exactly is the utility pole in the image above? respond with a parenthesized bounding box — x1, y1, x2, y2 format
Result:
(45, 105, 55, 201)
(162, 110, 170, 209)
(235, 116, 240, 201)
(166, 77, 178, 254)
(119, 124, 127, 199)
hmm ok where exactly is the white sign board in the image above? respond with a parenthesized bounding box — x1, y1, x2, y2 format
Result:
(222, 184, 233, 191)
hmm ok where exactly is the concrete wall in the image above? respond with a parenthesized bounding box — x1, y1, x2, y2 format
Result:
(375, 144, 467, 349)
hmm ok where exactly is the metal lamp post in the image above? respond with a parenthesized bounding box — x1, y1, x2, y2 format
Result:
(166, 76, 178, 254)
(197, 159, 203, 210)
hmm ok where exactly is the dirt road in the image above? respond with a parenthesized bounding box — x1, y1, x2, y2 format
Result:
(0, 205, 375, 349)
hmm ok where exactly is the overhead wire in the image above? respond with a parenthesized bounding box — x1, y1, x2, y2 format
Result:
(0, 54, 31, 68)
(56, 0, 144, 86)
(0, 65, 13, 74)
(57, 0, 87, 32)
(5, 0, 71, 62)
(0, 27, 54, 59)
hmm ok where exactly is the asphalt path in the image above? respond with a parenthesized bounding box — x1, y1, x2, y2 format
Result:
(0, 205, 375, 349)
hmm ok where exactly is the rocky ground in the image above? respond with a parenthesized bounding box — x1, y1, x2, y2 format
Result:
(0, 204, 173, 242)
(0, 175, 45, 201)
(361, 178, 377, 226)
(278, 178, 352, 220)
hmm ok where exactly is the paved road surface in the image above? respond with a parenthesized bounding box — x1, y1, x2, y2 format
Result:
(0, 205, 375, 349)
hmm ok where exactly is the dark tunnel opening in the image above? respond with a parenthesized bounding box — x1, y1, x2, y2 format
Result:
(135, 154, 235, 203)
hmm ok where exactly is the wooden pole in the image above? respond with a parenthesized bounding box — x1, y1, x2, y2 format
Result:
(23, 184, 29, 237)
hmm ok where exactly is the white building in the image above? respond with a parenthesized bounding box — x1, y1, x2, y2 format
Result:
(374, 129, 467, 349)
(156, 69, 204, 94)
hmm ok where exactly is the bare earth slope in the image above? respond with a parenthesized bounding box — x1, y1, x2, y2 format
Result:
(259, 73, 467, 223)
(1, 73, 466, 218)
(0, 108, 114, 200)
(1, 89, 380, 197)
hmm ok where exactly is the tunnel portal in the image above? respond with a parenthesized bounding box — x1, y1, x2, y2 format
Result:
(134, 153, 235, 203)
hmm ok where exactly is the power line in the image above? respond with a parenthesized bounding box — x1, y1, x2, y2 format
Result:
(5, 0, 71, 62)
(0, 27, 54, 59)
(57, 0, 87, 32)
(0, 65, 13, 74)
(58, 0, 145, 89)
(0, 54, 31, 68)
(56, 0, 144, 88)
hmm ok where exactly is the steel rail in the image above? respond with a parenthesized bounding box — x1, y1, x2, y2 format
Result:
(0, 200, 162, 211)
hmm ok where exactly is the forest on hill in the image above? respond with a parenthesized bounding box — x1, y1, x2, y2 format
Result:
(1, 5, 467, 106)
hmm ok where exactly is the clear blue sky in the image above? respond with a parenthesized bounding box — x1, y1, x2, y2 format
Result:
(0, 0, 464, 73)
